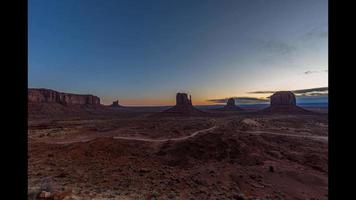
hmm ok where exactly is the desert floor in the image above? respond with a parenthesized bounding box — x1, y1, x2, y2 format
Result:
(28, 109, 328, 200)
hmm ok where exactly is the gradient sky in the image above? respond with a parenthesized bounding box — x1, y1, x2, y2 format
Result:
(29, 0, 328, 106)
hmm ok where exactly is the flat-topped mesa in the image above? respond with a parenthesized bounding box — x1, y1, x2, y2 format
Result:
(176, 93, 192, 106)
(28, 88, 100, 105)
(270, 91, 296, 106)
(261, 91, 311, 114)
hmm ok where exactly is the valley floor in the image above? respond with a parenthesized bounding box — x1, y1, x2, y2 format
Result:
(28, 111, 328, 200)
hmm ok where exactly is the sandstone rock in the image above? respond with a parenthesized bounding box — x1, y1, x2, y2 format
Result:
(28, 88, 100, 105)
(226, 98, 236, 107)
(224, 98, 242, 111)
(176, 93, 192, 105)
(261, 91, 312, 114)
(111, 100, 122, 107)
(158, 93, 206, 116)
(270, 91, 296, 106)
(216, 98, 242, 111)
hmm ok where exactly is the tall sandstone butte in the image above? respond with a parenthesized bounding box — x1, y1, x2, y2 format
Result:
(157, 93, 205, 116)
(28, 88, 100, 105)
(215, 97, 242, 111)
(111, 100, 122, 107)
(176, 93, 192, 106)
(223, 98, 242, 111)
(270, 91, 296, 106)
(226, 98, 236, 107)
(262, 91, 310, 114)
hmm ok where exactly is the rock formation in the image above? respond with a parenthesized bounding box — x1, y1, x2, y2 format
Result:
(214, 98, 243, 111)
(261, 91, 311, 114)
(158, 93, 206, 116)
(270, 91, 296, 106)
(226, 98, 235, 107)
(28, 88, 100, 105)
(110, 100, 122, 107)
(176, 93, 192, 106)
(223, 98, 243, 111)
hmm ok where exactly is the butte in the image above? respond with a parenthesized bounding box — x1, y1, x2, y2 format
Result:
(261, 91, 312, 114)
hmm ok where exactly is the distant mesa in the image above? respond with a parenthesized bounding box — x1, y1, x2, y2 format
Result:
(226, 98, 236, 107)
(110, 99, 123, 107)
(261, 91, 311, 114)
(28, 88, 100, 105)
(213, 98, 243, 111)
(270, 91, 296, 106)
(27, 88, 118, 119)
(157, 93, 206, 116)
(223, 98, 243, 111)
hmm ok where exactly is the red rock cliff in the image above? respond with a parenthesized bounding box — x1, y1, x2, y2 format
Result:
(28, 88, 100, 105)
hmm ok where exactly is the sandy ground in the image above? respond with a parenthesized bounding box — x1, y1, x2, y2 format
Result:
(28, 109, 328, 200)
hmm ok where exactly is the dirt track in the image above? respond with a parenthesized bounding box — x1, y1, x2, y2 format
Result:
(29, 112, 328, 200)
(113, 125, 218, 142)
(245, 130, 328, 142)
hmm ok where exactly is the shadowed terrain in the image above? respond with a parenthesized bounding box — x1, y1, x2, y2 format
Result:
(28, 99, 327, 200)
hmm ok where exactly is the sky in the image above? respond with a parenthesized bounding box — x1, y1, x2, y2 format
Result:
(29, 0, 328, 106)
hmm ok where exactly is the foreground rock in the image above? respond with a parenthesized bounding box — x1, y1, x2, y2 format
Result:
(29, 88, 100, 105)
(261, 91, 311, 114)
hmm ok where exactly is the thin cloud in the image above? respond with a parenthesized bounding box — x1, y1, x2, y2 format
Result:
(207, 97, 269, 105)
(303, 26, 328, 40)
(249, 87, 328, 97)
(263, 40, 296, 56)
(292, 87, 328, 95)
(304, 69, 328, 75)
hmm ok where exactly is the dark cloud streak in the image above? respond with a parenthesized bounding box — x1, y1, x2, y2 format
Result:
(249, 87, 328, 97)
(207, 97, 269, 105)
(304, 69, 328, 75)
(262, 40, 296, 56)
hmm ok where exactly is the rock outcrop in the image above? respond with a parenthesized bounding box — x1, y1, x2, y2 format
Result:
(223, 98, 243, 111)
(270, 91, 296, 106)
(214, 98, 243, 111)
(226, 98, 235, 107)
(261, 91, 311, 114)
(158, 93, 206, 116)
(110, 100, 122, 107)
(176, 93, 192, 106)
(28, 88, 100, 105)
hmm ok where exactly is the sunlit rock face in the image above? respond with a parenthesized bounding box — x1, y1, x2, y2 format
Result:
(28, 88, 100, 105)
(270, 91, 296, 106)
